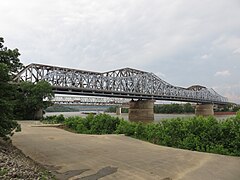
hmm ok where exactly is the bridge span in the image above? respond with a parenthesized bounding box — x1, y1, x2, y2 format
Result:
(52, 96, 129, 106)
(14, 63, 229, 121)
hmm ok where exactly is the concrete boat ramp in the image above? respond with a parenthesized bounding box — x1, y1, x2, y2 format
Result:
(12, 121, 240, 180)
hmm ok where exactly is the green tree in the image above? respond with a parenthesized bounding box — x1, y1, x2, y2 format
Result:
(0, 37, 53, 139)
(233, 105, 240, 112)
(15, 81, 54, 119)
(183, 103, 195, 113)
(154, 103, 193, 114)
(0, 37, 23, 75)
(0, 63, 19, 138)
(0, 37, 22, 138)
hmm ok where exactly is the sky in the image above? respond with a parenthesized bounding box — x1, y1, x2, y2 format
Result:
(1, 0, 240, 103)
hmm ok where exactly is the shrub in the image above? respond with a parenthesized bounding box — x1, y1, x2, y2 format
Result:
(115, 120, 137, 136)
(64, 116, 83, 129)
(42, 114, 65, 124)
(64, 114, 121, 134)
(236, 110, 240, 119)
(116, 115, 240, 156)
(42, 112, 240, 156)
(55, 114, 65, 123)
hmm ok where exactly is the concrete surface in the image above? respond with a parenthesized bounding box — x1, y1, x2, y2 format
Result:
(12, 121, 240, 180)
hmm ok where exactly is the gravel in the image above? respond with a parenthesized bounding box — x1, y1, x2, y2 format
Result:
(0, 138, 55, 180)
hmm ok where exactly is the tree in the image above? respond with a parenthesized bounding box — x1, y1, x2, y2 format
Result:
(0, 37, 53, 138)
(0, 37, 23, 138)
(0, 63, 19, 138)
(0, 37, 23, 75)
(183, 103, 195, 113)
(15, 81, 54, 120)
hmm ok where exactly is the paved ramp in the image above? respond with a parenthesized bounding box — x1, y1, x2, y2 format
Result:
(12, 121, 240, 180)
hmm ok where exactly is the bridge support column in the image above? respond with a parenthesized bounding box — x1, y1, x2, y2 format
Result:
(195, 104, 214, 116)
(116, 107, 121, 115)
(129, 99, 154, 122)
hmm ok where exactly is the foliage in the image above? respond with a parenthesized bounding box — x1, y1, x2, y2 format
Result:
(44, 113, 122, 134)
(0, 168, 8, 176)
(14, 81, 54, 119)
(105, 106, 117, 113)
(154, 103, 195, 114)
(64, 114, 121, 134)
(115, 116, 240, 156)
(232, 105, 240, 112)
(0, 38, 21, 139)
(105, 106, 128, 113)
(0, 37, 53, 139)
(42, 114, 65, 124)
(115, 120, 137, 136)
(236, 110, 240, 119)
(43, 112, 240, 156)
(215, 104, 240, 112)
(45, 105, 79, 112)
(0, 37, 23, 74)
(106, 103, 194, 114)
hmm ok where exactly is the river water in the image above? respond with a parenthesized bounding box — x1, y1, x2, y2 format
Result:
(45, 112, 235, 122)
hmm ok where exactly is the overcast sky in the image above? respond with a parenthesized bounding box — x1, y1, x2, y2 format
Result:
(1, 0, 240, 103)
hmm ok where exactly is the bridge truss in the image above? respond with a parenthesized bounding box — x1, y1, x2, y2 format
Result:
(14, 63, 228, 105)
(53, 96, 129, 106)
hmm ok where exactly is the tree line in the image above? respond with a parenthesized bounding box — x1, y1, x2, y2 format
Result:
(106, 103, 240, 114)
(106, 103, 195, 114)
(154, 103, 195, 113)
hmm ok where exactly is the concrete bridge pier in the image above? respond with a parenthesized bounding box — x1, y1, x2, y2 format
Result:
(129, 99, 155, 122)
(195, 104, 214, 116)
(116, 107, 121, 115)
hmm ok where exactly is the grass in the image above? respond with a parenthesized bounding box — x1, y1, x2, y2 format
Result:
(0, 168, 8, 176)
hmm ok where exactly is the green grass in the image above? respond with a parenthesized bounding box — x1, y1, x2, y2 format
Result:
(0, 168, 8, 176)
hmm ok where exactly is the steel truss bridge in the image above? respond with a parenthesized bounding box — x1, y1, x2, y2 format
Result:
(53, 96, 129, 106)
(14, 63, 228, 105)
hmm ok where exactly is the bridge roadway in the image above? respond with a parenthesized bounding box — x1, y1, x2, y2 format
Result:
(13, 121, 240, 180)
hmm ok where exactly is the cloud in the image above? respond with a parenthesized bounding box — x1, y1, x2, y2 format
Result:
(201, 54, 210, 59)
(214, 84, 240, 103)
(233, 48, 240, 54)
(0, 0, 240, 103)
(155, 72, 166, 79)
(214, 70, 231, 77)
(226, 94, 240, 104)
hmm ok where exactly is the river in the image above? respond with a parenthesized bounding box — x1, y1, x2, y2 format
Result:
(45, 112, 235, 122)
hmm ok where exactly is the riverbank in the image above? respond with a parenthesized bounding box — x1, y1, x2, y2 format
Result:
(45, 112, 235, 121)
(12, 121, 240, 180)
(0, 138, 54, 180)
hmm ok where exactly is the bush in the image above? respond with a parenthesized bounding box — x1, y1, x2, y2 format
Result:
(236, 110, 240, 119)
(115, 120, 137, 136)
(115, 115, 240, 156)
(42, 114, 65, 124)
(64, 114, 121, 134)
(41, 113, 240, 156)
(64, 116, 83, 130)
